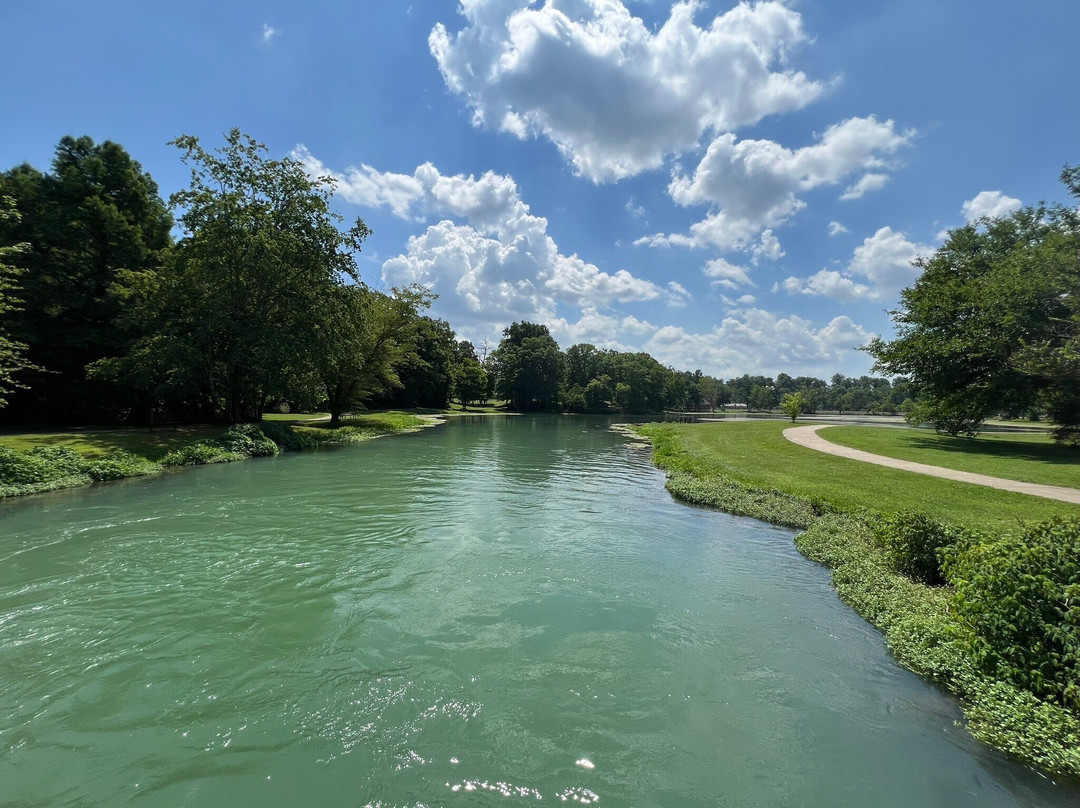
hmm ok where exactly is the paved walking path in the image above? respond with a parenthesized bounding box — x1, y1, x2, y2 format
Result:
(783, 424, 1080, 505)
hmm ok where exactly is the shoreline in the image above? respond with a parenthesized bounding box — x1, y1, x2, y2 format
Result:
(0, 413, 445, 503)
(629, 421, 1080, 779)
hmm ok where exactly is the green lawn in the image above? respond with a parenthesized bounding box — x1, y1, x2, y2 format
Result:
(821, 425, 1079, 489)
(0, 425, 228, 461)
(260, 412, 330, 422)
(646, 420, 1078, 530)
(0, 411, 430, 462)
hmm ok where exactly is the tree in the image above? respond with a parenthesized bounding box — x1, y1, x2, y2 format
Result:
(158, 130, 370, 423)
(780, 391, 808, 422)
(0, 136, 173, 422)
(747, 384, 775, 412)
(0, 197, 36, 407)
(866, 166, 1080, 441)
(492, 322, 563, 410)
(310, 285, 430, 424)
(452, 358, 488, 409)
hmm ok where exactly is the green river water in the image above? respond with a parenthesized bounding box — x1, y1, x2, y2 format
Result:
(1, 415, 1077, 807)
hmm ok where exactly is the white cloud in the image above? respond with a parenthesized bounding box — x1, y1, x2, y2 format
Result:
(643, 309, 874, 377)
(294, 148, 678, 334)
(547, 307, 657, 350)
(828, 220, 849, 236)
(644, 116, 914, 251)
(430, 0, 824, 182)
(782, 269, 873, 301)
(848, 226, 931, 291)
(783, 225, 931, 302)
(839, 172, 889, 200)
(262, 24, 277, 43)
(703, 257, 754, 289)
(751, 228, 784, 263)
(962, 190, 1022, 221)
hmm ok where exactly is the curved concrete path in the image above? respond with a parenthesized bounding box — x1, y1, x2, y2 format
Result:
(783, 424, 1080, 505)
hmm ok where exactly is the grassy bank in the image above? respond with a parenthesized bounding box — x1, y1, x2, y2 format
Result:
(633, 421, 1080, 776)
(823, 425, 1078, 489)
(0, 412, 432, 499)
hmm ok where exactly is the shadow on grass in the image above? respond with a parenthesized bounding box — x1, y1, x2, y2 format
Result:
(908, 434, 1079, 466)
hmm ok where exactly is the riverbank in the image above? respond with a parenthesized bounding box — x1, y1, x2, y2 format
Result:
(0, 412, 437, 500)
(630, 420, 1080, 777)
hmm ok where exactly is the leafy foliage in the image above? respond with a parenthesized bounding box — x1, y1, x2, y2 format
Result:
(0, 444, 159, 497)
(873, 511, 957, 585)
(867, 166, 1080, 442)
(0, 137, 173, 422)
(943, 519, 1080, 711)
(779, 391, 808, 422)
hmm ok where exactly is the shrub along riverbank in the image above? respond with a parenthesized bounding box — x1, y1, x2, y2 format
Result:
(0, 413, 431, 499)
(633, 421, 1080, 777)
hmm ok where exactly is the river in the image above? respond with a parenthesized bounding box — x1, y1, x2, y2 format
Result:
(0, 415, 1075, 807)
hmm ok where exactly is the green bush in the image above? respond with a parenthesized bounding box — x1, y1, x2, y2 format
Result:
(0, 446, 86, 485)
(874, 511, 956, 585)
(257, 421, 318, 451)
(85, 452, 160, 481)
(161, 443, 244, 466)
(218, 423, 279, 457)
(943, 518, 1080, 711)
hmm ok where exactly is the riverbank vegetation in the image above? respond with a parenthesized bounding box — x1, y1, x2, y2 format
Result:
(634, 420, 1080, 775)
(0, 413, 427, 498)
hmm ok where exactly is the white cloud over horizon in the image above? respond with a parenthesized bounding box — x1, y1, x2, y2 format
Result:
(292, 147, 685, 335)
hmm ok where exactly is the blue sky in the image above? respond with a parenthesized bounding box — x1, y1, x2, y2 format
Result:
(3, 0, 1078, 378)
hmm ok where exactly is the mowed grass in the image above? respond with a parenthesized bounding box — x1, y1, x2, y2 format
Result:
(0, 411, 429, 463)
(661, 420, 1078, 530)
(0, 425, 228, 461)
(822, 425, 1079, 489)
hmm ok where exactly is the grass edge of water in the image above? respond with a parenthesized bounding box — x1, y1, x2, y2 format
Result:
(0, 414, 436, 500)
(630, 422, 1080, 778)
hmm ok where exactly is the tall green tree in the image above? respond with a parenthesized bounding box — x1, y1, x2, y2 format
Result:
(159, 130, 370, 422)
(492, 322, 563, 410)
(0, 136, 173, 422)
(0, 197, 36, 407)
(866, 166, 1080, 440)
(310, 285, 430, 424)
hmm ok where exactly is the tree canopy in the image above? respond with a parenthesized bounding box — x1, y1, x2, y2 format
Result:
(867, 166, 1080, 442)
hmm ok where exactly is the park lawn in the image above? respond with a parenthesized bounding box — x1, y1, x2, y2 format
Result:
(261, 412, 330, 422)
(0, 425, 228, 461)
(822, 425, 1079, 490)
(650, 420, 1077, 530)
(0, 411, 430, 463)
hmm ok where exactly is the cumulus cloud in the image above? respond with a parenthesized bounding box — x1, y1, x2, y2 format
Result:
(642, 116, 914, 251)
(783, 225, 931, 302)
(703, 257, 755, 290)
(429, 0, 823, 182)
(962, 190, 1022, 221)
(293, 147, 682, 334)
(839, 172, 889, 200)
(828, 220, 849, 236)
(262, 23, 277, 43)
(547, 307, 657, 350)
(643, 309, 874, 377)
